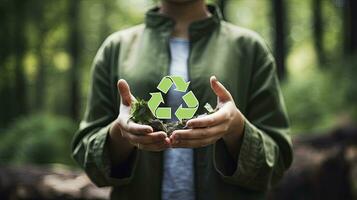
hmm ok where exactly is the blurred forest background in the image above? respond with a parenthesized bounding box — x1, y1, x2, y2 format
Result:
(0, 0, 357, 199)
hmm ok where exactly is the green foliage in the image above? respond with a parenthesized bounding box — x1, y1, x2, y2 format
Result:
(0, 114, 76, 165)
(130, 98, 155, 124)
(283, 58, 357, 134)
(129, 99, 186, 136)
(129, 99, 215, 136)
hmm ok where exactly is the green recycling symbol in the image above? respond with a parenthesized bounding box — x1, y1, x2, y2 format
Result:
(148, 76, 199, 121)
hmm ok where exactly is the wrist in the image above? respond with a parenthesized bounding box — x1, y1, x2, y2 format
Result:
(222, 112, 245, 161)
(109, 121, 119, 140)
(224, 110, 244, 139)
(108, 121, 135, 165)
(109, 122, 135, 148)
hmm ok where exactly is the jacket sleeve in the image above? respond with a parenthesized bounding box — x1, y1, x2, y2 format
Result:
(213, 34, 293, 191)
(71, 35, 140, 187)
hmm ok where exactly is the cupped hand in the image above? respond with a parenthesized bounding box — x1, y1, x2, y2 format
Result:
(110, 79, 170, 151)
(170, 76, 245, 148)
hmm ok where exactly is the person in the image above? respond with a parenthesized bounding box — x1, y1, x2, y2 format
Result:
(71, 0, 293, 199)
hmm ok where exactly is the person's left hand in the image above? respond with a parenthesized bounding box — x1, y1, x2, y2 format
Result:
(170, 76, 245, 148)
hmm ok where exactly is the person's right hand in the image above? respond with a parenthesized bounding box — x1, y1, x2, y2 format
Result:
(109, 79, 171, 152)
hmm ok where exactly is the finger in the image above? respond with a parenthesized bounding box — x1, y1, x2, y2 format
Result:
(117, 79, 136, 106)
(139, 138, 171, 151)
(124, 131, 167, 145)
(171, 135, 221, 148)
(186, 108, 227, 128)
(171, 123, 227, 141)
(119, 119, 153, 134)
(210, 76, 233, 102)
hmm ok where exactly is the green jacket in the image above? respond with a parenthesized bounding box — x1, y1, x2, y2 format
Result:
(72, 5, 293, 200)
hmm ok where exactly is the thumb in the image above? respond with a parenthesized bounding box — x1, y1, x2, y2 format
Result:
(210, 76, 233, 102)
(117, 79, 135, 106)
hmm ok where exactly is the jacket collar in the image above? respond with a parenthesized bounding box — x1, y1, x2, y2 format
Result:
(145, 4, 222, 41)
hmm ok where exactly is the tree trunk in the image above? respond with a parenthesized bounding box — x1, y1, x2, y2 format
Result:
(0, 1, 13, 127)
(101, 0, 111, 40)
(216, 0, 227, 21)
(13, 0, 28, 115)
(272, 0, 286, 80)
(68, 0, 81, 121)
(312, 0, 325, 64)
(344, 0, 357, 55)
(35, 3, 46, 111)
(35, 47, 46, 110)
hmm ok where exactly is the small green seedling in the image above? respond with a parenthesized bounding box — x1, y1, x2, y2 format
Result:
(129, 99, 216, 136)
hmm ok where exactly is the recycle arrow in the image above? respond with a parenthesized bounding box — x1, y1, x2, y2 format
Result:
(157, 75, 190, 93)
(148, 75, 199, 121)
(148, 92, 171, 119)
(175, 91, 199, 121)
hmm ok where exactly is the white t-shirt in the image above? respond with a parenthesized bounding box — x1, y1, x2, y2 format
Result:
(161, 37, 195, 200)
